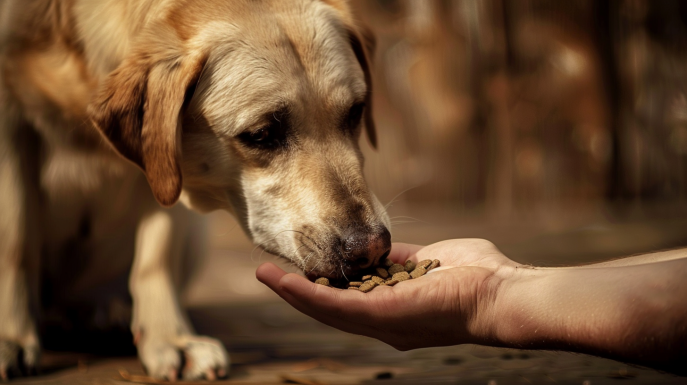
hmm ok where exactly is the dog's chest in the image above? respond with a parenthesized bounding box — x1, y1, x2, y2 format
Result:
(39, 146, 155, 288)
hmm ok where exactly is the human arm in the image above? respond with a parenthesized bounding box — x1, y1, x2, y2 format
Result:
(256, 240, 687, 374)
(565, 247, 687, 268)
(495, 254, 687, 374)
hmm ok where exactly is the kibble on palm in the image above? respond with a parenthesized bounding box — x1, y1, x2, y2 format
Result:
(314, 259, 441, 293)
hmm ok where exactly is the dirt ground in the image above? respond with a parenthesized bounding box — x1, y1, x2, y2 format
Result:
(12, 203, 687, 385)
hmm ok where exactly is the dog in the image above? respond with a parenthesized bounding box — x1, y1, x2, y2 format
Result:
(0, 0, 391, 380)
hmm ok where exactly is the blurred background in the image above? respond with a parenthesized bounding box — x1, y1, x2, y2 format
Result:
(185, 0, 687, 307)
(357, 0, 687, 212)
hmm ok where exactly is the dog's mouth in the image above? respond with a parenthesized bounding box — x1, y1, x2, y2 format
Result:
(303, 249, 392, 285)
(300, 231, 392, 281)
(307, 260, 367, 281)
(256, 223, 391, 280)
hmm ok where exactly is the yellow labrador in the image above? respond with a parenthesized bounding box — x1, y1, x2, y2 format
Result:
(0, 0, 390, 380)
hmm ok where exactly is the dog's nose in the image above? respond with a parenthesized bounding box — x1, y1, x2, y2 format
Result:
(342, 227, 391, 269)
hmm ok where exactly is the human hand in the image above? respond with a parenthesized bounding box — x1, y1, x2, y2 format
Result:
(256, 239, 519, 350)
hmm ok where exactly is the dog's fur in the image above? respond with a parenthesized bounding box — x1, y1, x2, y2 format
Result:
(0, 0, 391, 380)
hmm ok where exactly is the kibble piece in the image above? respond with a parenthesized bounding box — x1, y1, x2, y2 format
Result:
(376, 267, 389, 278)
(404, 260, 416, 272)
(312, 254, 435, 293)
(392, 271, 411, 282)
(427, 259, 441, 271)
(410, 265, 427, 279)
(371, 276, 385, 284)
(359, 281, 378, 293)
(387, 264, 405, 275)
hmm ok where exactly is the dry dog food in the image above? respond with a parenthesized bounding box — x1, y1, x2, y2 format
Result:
(314, 258, 441, 293)
(387, 264, 405, 275)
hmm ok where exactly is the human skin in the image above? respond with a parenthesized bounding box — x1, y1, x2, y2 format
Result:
(256, 239, 687, 374)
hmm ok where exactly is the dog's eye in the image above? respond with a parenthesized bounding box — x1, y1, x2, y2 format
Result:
(237, 113, 287, 150)
(238, 127, 273, 147)
(345, 102, 365, 132)
(249, 128, 270, 143)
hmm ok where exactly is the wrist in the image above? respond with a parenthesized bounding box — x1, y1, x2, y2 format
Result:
(463, 264, 530, 346)
(486, 264, 657, 356)
(461, 256, 687, 374)
(486, 266, 574, 349)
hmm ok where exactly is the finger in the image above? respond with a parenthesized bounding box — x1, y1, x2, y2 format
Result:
(257, 263, 374, 333)
(277, 276, 380, 336)
(257, 262, 370, 321)
(256, 262, 288, 293)
(279, 272, 444, 323)
(279, 273, 378, 320)
(387, 243, 424, 264)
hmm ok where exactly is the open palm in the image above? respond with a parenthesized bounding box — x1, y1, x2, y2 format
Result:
(256, 239, 518, 350)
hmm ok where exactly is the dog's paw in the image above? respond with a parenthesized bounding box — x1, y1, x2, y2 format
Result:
(0, 340, 39, 381)
(137, 334, 229, 381)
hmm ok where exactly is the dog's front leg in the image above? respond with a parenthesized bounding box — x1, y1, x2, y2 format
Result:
(0, 204, 40, 381)
(130, 208, 229, 381)
(0, 126, 40, 380)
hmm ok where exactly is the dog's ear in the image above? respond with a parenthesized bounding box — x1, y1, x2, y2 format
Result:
(347, 25, 378, 149)
(89, 42, 206, 207)
(319, 1, 378, 148)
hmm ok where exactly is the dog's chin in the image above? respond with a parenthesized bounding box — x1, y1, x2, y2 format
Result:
(261, 245, 365, 281)
(256, 247, 343, 279)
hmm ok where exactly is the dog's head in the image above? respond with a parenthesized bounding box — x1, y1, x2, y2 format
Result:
(89, 0, 390, 279)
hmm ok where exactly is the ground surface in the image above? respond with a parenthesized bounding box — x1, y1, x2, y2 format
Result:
(12, 204, 687, 384)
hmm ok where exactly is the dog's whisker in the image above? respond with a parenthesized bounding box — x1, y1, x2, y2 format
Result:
(389, 216, 429, 225)
(340, 264, 349, 281)
(302, 250, 316, 269)
(306, 256, 324, 276)
(250, 243, 266, 263)
(258, 246, 268, 263)
(294, 242, 308, 256)
(390, 220, 422, 226)
(252, 229, 304, 263)
(286, 230, 323, 252)
(383, 186, 418, 211)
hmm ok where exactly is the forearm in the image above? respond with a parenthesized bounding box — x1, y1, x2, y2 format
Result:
(576, 247, 687, 268)
(489, 259, 687, 373)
